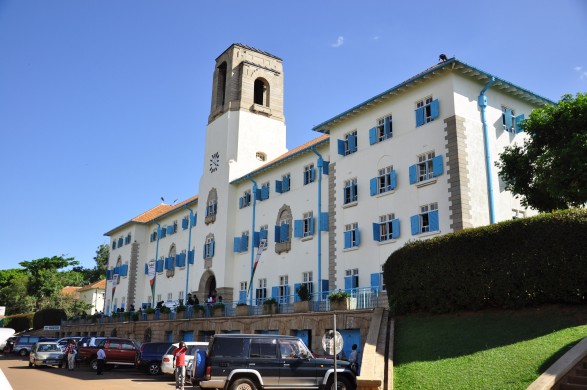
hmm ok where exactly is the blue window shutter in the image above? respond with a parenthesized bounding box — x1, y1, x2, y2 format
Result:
(182, 218, 189, 230)
(322, 279, 329, 298)
(114, 266, 120, 275)
(156, 260, 163, 273)
(239, 290, 247, 304)
(255, 188, 262, 201)
(370, 177, 377, 196)
(112, 242, 116, 250)
(177, 253, 185, 267)
(210, 241, 215, 257)
(262, 185, 269, 200)
(106, 269, 112, 280)
(118, 238, 123, 247)
(415, 107, 425, 127)
(348, 134, 357, 152)
(241, 235, 248, 252)
(284, 176, 291, 191)
(344, 276, 352, 290)
(233, 237, 241, 252)
(294, 220, 303, 238)
(122, 264, 128, 276)
(505, 109, 513, 130)
(294, 283, 301, 302)
(355, 228, 361, 246)
(390, 170, 397, 190)
(167, 226, 173, 235)
(369, 127, 377, 145)
(275, 180, 282, 193)
(239, 197, 244, 209)
(191, 214, 196, 227)
(432, 155, 444, 177)
(203, 245, 207, 259)
(144, 263, 148, 275)
(515, 114, 525, 133)
(337, 139, 346, 155)
(351, 183, 357, 201)
(320, 212, 329, 231)
(322, 161, 329, 175)
(430, 99, 439, 120)
(271, 286, 279, 299)
(410, 215, 420, 235)
(309, 217, 315, 235)
(352, 275, 359, 288)
(344, 231, 351, 249)
(392, 219, 400, 239)
(253, 231, 260, 247)
(188, 250, 194, 264)
(370, 272, 380, 292)
(274, 225, 281, 243)
(261, 229, 268, 240)
(384, 116, 391, 137)
(372, 222, 380, 242)
(409, 164, 417, 184)
(429, 210, 439, 231)
(280, 223, 289, 242)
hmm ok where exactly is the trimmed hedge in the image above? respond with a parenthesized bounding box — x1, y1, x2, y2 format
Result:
(33, 308, 66, 329)
(384, 209, 587, 314)
(3, 314, 33, 332)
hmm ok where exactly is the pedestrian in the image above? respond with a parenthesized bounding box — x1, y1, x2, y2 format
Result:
(172, 341, 187, 390)
(64, 339, 77, 371)
(96, 346, 106, 375)
(348, 343, 359, 374)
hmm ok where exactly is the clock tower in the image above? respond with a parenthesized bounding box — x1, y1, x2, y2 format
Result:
(193, 44, 288, 298)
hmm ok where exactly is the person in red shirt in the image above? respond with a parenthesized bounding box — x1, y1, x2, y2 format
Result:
(172, 341, 187, 390)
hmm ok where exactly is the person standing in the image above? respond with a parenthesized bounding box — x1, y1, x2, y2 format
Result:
(348, 343, 359, 374)
(64, 340, 77, 371)
(96, 346, 106, 375)
(172, 341, 187, 390)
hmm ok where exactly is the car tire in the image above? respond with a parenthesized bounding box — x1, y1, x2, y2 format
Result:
(230, 378, 257, 390)
(90, 359, 98, 371)
(326, 375, 354, 390)
(19, 349, 28, 357)
(147, 362, 161, 375)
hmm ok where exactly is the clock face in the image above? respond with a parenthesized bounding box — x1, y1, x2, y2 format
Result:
(209, 152, 220, 173)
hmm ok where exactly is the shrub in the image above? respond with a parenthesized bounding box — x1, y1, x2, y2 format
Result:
(328, 290, 350, 303)
(263, 297, 277, 306)
(145, 307, 156, 314)
(33, 308, 66, 329)
(4, 314, 33, 332)
(296, 284, 311, 301)
(159, 306, 171, 314)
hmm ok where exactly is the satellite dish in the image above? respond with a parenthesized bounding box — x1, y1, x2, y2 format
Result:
(321, 330, 343, 356)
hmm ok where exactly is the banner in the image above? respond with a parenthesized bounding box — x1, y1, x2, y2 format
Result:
(248, 238, 267, 297)
(148, 259, 156, 302)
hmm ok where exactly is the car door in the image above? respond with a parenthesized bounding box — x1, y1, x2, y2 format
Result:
(105, 340, 121, 362)
(248, 338, 280, 387)
(278, 339, 317, 387)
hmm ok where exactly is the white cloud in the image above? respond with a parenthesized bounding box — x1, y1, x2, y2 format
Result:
(372, 35, 380, 40)
(574, 66, 582, 71)
(331, 36, 344, 48)
(574, 66, 587, 80)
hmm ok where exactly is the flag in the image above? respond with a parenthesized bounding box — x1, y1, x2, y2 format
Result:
(248, 238, 267, 297)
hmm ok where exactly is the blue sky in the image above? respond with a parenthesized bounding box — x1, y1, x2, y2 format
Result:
(1, 0, 586, 271)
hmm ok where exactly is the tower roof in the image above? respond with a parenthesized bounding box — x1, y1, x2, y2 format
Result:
(216, 43, 282, 62)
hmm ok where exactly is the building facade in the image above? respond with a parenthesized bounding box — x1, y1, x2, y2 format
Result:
(103, 44, 552, 314)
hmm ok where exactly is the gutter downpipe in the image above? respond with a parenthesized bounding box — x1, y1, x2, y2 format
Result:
(246, 175, 258, 306)
(310, 147, 324, 303)
(478, 77, 497, 224)
(184, 206, 194, 302)
(153, 221, 161, 307)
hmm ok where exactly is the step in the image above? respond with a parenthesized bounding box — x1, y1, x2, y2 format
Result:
(569, 376, 587, 385)
(559, 383, 587, 390)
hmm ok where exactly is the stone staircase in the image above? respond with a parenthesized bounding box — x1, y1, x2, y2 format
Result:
(528, 337, 587, 390)
(553, 355, 587, 390)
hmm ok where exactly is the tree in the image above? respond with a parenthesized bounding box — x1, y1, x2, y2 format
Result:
(71, 244, 109, 284)
(496, 93, 587, 212)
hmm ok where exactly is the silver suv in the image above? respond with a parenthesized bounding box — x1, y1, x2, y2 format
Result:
(197, 334, 356, 390)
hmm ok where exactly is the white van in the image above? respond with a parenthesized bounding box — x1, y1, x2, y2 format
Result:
(160, 341, 208, 376)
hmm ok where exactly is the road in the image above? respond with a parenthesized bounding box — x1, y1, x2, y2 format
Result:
(0, 353, 189, 390)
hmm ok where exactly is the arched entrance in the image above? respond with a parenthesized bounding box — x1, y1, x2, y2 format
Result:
(197, 270, 217, 302)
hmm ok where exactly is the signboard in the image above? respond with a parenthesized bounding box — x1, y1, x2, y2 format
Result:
(43, 325, 61, 331)
(321, 330, 343, 356)
(0, 306, 5, 319)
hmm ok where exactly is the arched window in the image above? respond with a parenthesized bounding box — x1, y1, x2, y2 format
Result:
(254, 78, 269, 106)
(166, 244, 176, 278)
(216, 62, 227, 109)
(205, 188, 218, 225)
(275, 205, 292, 254)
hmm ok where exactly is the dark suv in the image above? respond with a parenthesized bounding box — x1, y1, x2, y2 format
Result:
(136, 341, 172, 375)
(197, 334, 356, 390)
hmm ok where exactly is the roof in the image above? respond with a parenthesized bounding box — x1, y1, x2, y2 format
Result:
(231, 134, 330, 184)
(79, 279, 106, 292)
(60, 286, 80, 297)
(217, 43, 282, 62)
(104, 195, 198, 236)
(313, 57, 555, 133)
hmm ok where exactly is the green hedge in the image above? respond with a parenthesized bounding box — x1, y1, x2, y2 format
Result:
(33, 308, 66, 329)
(3, 314, 33, 332)
(383, 209, 587, 314)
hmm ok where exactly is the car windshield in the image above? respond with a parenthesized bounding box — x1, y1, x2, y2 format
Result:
(38, 344, 60, 352)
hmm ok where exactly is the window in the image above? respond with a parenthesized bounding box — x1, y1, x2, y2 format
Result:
(257, 182, 270, 201)
(415, 97, 439, 127)
(409, 152, 443, 184)
(256, 152, 267, 161)
(205, 188, 218, 224)
(207, 199, 217, 217)
(254, 78, 269, 106)
(118, 237, 123, 248)
(373, 213, 399, 242)
(256, 278, 267, 305)
(279, 275, 289, 303)
(343, 178, 358, 204)
(502, 106, 525, 133)
(303, 164, 315, 185)
(337, 130, 358, 156)
(302, 271, 313, 295)
(254, 225, 269, 249)
(250, 338, 277, 358)
(124, 233, 131, 245)
(150, 230, 158, 242)
(173, 221, 178, 234)
(233, 231, 249, 253)
(216, 62, 227, 108)
(276, 174, 291, 193)
(157, 294, 162, 303)
(182, 216, 190, 230)
(275, 218, 291, 243)
(239, 190, 252, 209)
(302, 212, 314, 238)
(204, 236, 215, 259)
(370, 166, 396, 195)
(345, 268, 359, 290)
(344, 223, 360, 249)
(239, 281, 248, 304)
(167, 292, 173, 301)
(112, 241, 116, 250)
(411, 202, 439, 235)
(369, 115, 393, 144)
(178, 290, 184, 301)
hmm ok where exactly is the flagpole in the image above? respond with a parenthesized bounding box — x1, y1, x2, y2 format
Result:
(246, 175, 258, 306)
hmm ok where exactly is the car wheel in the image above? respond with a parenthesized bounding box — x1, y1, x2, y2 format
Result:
(326, 375, 354, 390)
(19, 349, 28, 357)
(90, 359, 98, 371)
(230, 378, 257, 390)
(147, 362, 161, 375)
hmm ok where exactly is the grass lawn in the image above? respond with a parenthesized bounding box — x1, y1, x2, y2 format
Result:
(393, 305, 587, 390)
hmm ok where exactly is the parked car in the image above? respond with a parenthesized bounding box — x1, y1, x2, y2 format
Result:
(161, 341, 208, 376)
(197, 334, 357, 390)
(28, 342, 65, 368)
(77, 337, 139, 371)
(13, 335, 43, 356)
(56, 337, 83, 351)
(136, 341, 172, 375)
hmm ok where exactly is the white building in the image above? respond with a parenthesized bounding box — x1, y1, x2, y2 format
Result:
(103, 44, 551, 314)
(78, 279, 106, 315)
